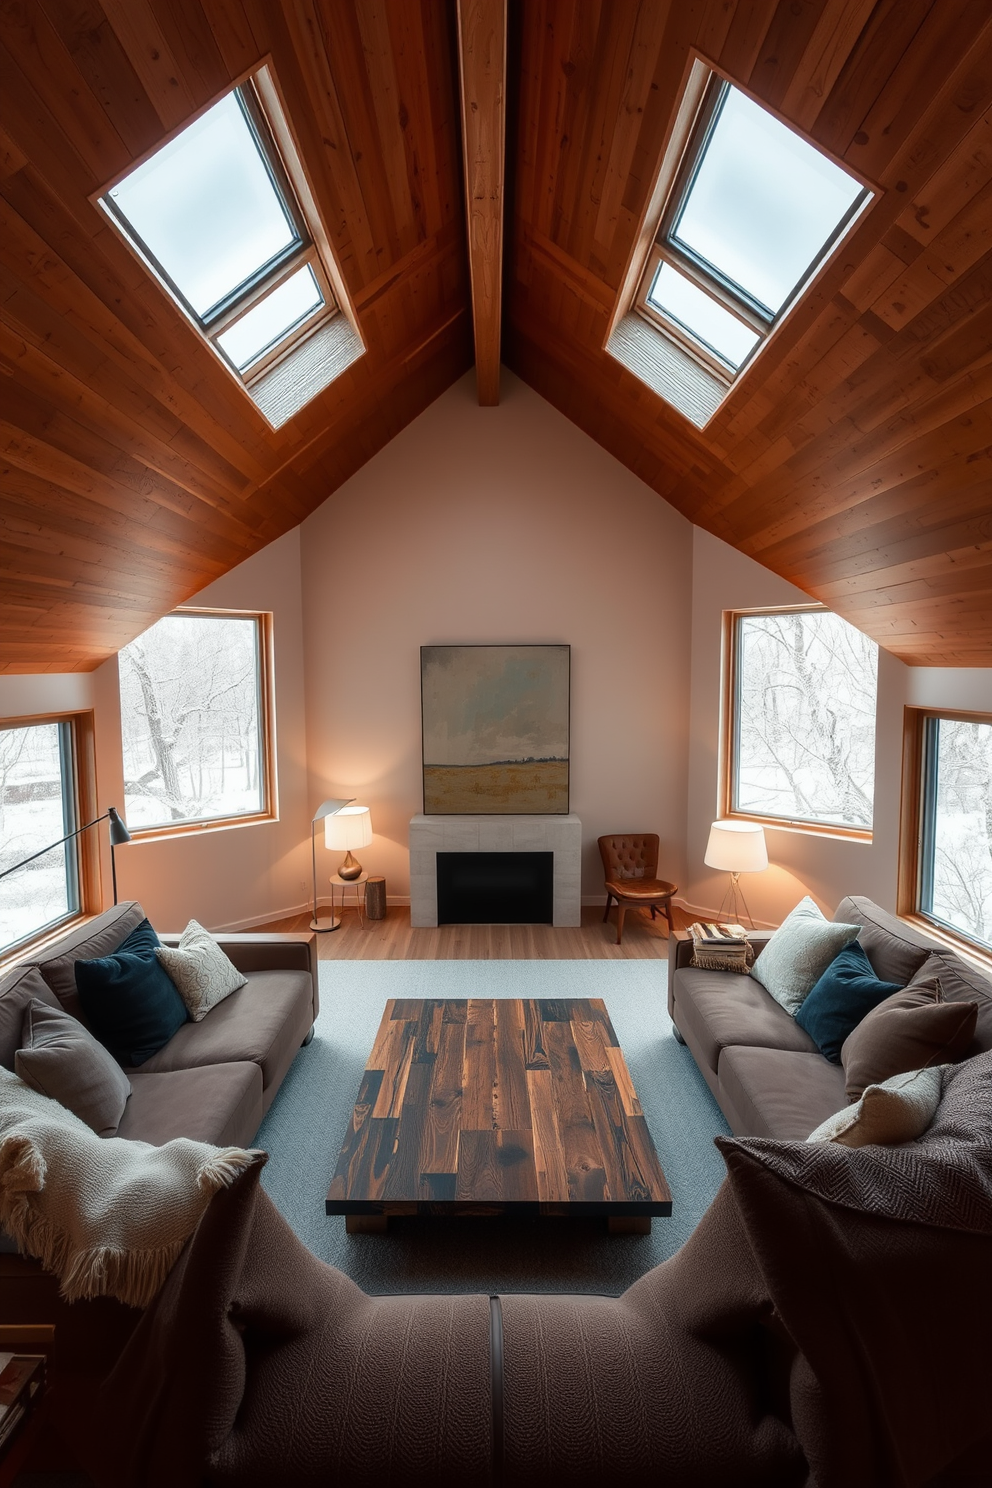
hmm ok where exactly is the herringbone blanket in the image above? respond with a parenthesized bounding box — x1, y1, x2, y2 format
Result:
(718, 1049, 992, 1234)
(0, 1066, 259, 1305)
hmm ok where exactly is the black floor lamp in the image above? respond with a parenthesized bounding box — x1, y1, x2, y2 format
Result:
(0, 806, 132, 904)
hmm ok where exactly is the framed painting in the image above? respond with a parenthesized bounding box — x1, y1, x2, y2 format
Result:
(421, 645, 570, 814)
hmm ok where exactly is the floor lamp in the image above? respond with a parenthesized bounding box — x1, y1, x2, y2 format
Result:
(0, 806, 132, 905)
(310, 799, 353, 932)
(703, 820, 768, 928)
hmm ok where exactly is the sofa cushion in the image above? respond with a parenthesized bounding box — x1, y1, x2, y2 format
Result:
(909, 952, 992, 1055)
(832, 896, 935, 985)
(717, 1045, 847, 1140)
(795, 941, 902, 1062)
(841, 980, 978, 1099)
(75, 920, 189, 1067)
(155, 921, 247, 1022)
(34, 901, 146, 1022)
(751, 897, 859, 1015)
(128, 970, 313, 1093)
(117, 1063, 263, 1149)
(0, 965, 60, 1070)
(15, 998, 131, 1137)
(674, 968, 819, 1074)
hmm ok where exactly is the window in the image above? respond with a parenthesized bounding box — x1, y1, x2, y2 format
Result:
(118, 611, 274, 835)
(97, 69, 363, 426)
(1, 717, 95, 958)
(724, 608, 878, 836)
(609, 66, 873, 426)
(901, 711, 992, 954)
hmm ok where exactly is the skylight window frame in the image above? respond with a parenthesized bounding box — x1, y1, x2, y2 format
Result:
(628, 65, 875, 394)
(93, 63, 359, 411)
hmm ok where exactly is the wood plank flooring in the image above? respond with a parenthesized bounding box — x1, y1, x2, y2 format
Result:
(251, 903, 694, 961)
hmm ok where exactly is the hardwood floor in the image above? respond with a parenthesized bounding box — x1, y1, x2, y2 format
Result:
(251, 903, 696, 961)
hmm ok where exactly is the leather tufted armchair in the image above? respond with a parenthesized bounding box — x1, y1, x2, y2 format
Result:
(598, 834, 677, 944)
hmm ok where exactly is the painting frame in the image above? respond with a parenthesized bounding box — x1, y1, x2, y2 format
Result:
(421, 644, 570, 815)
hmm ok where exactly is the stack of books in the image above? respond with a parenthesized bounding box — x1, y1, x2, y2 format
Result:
(689, 922, 753, 972)
(0, 1353, 45, 1457)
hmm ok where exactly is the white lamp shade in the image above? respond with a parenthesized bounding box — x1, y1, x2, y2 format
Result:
(324, 805, 373, 851)
(704, 820, 768, 873)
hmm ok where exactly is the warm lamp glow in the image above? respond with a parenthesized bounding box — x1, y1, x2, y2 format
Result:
(324, 805, 373, 851)
(704, 820, 768, 873)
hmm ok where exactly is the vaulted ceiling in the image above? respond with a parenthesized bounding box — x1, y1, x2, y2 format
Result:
(1, 0, 990, 674)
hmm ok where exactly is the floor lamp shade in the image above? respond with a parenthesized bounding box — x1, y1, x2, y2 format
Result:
(704, 820, 768, 873)
(325, 805, 373, 881)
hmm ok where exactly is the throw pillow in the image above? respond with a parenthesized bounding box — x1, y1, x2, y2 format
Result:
(841, 978, 978, 1100)
(74, 919, 189, 1067)
(155, 921, 247, 1022)
(14, 998, 131, 1136)
(795, 941, 903, 1063)
(750, 896, 860, 1015)
(806, 1066, 943, 1147)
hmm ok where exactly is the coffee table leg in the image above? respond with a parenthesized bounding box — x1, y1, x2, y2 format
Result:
(346, 1214, 390, 1234)
(608, 1216, 651, 1235)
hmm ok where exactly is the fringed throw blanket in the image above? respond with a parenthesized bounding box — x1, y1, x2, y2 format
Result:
(0, 1067, 259, 1307)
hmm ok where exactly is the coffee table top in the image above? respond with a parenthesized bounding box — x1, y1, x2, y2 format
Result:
(326, 997, 672, 1221)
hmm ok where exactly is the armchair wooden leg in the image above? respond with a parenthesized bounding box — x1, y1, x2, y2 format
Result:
(616, 905, 626, 945)
(603, 893, 613, 924)
(664, 900, 676, 936)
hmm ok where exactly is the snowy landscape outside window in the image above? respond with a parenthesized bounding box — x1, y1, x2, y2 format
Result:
(919, 716, 992, 952)
(729, 608, 877, 833)
(0, 720, 79, 955)
(119, 612, 272, 832)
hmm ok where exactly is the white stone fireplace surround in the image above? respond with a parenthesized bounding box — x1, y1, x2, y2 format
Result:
(409, 814, 582, 927)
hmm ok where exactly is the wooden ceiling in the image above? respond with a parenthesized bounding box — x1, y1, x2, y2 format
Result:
(1, 0, 990, 673)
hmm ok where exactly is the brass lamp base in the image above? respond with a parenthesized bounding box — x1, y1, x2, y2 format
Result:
(338, 850, 363, 881)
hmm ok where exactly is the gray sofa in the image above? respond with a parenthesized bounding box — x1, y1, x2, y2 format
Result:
(0, 900, 318, 1148)
(668, 895, 992, 1140)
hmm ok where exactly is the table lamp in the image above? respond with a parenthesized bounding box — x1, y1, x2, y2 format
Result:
(309, 799, 353, 932)
(325, 804, 373, 881)
(703, 820, 768, 928)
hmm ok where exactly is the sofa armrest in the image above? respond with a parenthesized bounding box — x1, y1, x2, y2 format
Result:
(669, 928, 776, 973)
(158, 931, 317, 983)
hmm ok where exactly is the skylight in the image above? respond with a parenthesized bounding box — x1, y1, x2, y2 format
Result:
(96, 71, 361, 422)
(633, 75, 871, 390)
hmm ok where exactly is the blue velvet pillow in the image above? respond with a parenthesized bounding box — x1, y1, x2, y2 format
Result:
(74, 919, 189, 1067)
(796, 941, 903, 1063)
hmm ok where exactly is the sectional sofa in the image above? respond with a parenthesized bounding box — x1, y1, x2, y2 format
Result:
(668, 894, 992, 1139)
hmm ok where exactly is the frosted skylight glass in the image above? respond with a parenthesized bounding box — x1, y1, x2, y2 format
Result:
(217, 265, 323, 370)
(648, 262, 760, 369)
(672, 87, 865, 315)
(108, 92, 297, 317)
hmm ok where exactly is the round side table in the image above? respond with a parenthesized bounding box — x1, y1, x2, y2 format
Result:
(330, 871, 369, 929)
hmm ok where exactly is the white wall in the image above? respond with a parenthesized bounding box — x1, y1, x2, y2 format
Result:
(685, 527, 913, 924)
(299, 370, 695, 901)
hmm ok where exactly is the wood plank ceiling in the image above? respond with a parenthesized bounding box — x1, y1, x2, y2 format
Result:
(1, 0, 990, 673)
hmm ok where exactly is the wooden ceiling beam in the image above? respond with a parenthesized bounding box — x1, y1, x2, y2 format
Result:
(456, 0, 506, 405)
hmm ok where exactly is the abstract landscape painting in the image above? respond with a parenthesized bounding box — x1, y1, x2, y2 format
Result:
(421, 645, 569, 814)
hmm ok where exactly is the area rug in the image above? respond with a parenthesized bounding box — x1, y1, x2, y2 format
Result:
(255, 959, 731, 1296)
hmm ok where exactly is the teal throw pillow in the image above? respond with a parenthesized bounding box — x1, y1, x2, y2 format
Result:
(74, 919, 189, 1066)
(796, 941, 903, 1063)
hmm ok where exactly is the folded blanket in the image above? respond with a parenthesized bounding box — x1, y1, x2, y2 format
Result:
(0, 1066, 259, 1307)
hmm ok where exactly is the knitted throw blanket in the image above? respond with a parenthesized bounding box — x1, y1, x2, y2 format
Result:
(0, 1067, 259, 1307)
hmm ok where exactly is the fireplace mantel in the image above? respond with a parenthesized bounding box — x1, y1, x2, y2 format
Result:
(409, 814, 582, 927)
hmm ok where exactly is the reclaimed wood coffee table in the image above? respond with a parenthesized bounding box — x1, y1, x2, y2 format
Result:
(326, 997, 672, 1233)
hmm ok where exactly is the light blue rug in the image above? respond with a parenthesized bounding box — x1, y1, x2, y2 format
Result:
(255, 959, 731, 1296)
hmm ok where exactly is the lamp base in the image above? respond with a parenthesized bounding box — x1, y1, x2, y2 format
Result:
(310, 915, 342, 932)
(337, 850, 363, 881)
(715, 872, 755, 930)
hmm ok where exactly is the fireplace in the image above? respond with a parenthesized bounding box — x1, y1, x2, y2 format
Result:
(436, 851, 554, 924)
(409, 814, 581, 927)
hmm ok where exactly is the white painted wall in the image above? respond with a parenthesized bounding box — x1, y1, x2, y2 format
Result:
(299, 370, 695, 902)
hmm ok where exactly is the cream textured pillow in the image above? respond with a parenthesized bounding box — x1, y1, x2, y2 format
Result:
(750, 896, 860, 1015)
(15, 998, 131, 1137)
(156, 920, 247, 1022)
(806, 1066, 944, 1148)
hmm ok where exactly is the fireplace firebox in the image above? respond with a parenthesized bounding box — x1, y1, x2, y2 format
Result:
(436, 851, 554, 925)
